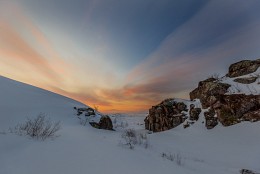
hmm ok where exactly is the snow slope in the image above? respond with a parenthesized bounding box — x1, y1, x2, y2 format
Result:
(0, 76, 260, 174)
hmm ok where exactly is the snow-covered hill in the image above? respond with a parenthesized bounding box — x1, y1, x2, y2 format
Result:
(0, 76, 260, 174)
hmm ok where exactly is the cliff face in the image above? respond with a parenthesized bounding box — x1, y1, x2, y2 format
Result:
(145, 59, 260, 132)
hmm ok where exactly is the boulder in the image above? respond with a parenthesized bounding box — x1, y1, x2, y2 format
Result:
(233, 76, 258, 84)
(144, 99, 188, 132)
(89, 115, 113, 130)
(190, 78, 231, 109)
(99, 115, 113, 130)
(227, 59, 260, 78)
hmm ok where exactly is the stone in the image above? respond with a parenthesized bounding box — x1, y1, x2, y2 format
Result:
(99, 115, 113, 130)
(76, 107, 95, 116)
(204, 108, 218, 129)
(240, 169, 260, 174)
(189, 104, 201, 121)
(89, 115, 113, 130)
(190, 78, 231, 109)
(89, 122, 100, 129)
(183, 122, 190, 129)
(227, 59, 260, 78)
(144, 99, 188, 132)
(215, 94, 260, 126)
(241, 109, 260, 122)
(234, 76, 258, 84)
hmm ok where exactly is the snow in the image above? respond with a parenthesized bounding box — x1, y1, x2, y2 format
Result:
(221, 67, 260, 95)
(0, 75, 260, 174)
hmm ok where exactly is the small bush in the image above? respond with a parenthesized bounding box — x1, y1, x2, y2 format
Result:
(121, 129, 149, 149)
(121, 129, 137, 149)
(11, 114, 61, 140)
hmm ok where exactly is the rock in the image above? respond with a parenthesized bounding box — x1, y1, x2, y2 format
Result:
(89, 115, 113, 130)
(189, 104, 201, 121)
(190, 78, 231, 109)
(144, 99, 188, 132)
(76, 107, 95, 116)
(88, 108, 95, 115)
(241, 109, 260, 122)
(227, 59, 260, 78)
(204, 108, 218, 129)
(240, 169, 260, 174)
(234, 76, 258, 84)
(99, 115, 113, 130)
(190, 59, 260, 127)
(183, 122, 190, 129)
(215, 94, 260, 126)
(89, 122, 100, 129)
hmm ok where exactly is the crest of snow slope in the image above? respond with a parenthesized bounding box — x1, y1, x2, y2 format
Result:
(221, 67, 260, 95)
(0, 76, 87, 130)
(0, 76, 260, 174)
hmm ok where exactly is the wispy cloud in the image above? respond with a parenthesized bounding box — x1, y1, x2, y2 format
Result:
(124, 0, 260, 101)
(0, 3, 69, 85)
(1, 1, 260, 113)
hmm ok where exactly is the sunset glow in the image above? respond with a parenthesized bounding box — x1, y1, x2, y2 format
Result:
(1, 0, 260, 113)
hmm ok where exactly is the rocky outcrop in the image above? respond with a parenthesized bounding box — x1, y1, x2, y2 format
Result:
(189, 58, 260, 127)
(190, 78, 230, 109)
(144, 99, 203, 132)
(234, 77, 258, 84)
(144, 99, 190, 132)
(146, 59, 260, 131)
(227, 59, 260, 78)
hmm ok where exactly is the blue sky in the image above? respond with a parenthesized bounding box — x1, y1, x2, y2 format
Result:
(0, 0, 260, 112)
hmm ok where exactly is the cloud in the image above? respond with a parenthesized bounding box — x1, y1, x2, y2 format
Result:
(124, 0, 260, 100)
(1, 0, 260, 113)
(0, 5, 66, 84)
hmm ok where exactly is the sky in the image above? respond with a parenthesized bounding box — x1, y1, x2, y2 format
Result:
(0, 0, 260, 113)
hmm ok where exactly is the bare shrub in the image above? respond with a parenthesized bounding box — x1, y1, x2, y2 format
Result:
(93, 105, 99, 111)
(11, 114, 61, 140)
(121, 129, 137, 149)
(162, 152, 184, 166)
(121, 129, 149, 149)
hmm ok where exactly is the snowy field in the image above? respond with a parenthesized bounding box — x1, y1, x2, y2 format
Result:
(0, 76, 260, 174)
